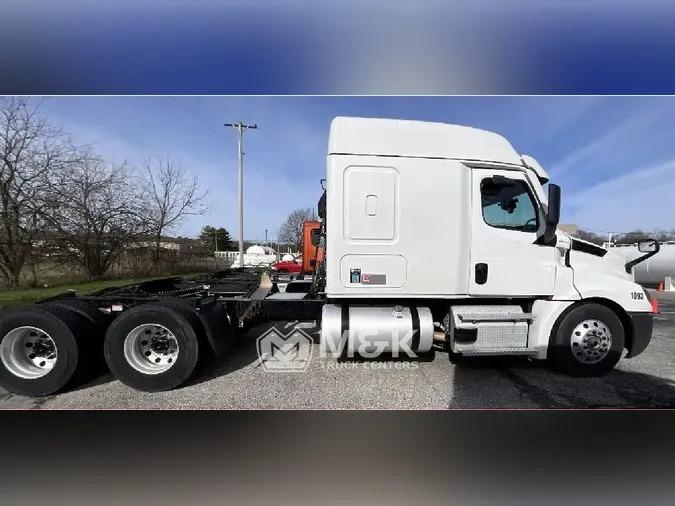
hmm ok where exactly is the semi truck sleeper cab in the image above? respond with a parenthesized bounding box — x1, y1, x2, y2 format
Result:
(316, 117, 658, 377)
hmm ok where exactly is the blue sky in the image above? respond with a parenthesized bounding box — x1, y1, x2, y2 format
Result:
(39, 96, 675, 242)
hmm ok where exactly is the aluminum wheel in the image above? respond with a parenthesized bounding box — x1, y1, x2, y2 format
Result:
(123, 324, 179, 375)
(0, 326, 58, 379)
(570, 319, 612, 364)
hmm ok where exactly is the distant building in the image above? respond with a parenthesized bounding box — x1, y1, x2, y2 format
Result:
(128, 236, 205, 254)
(558, 224, 578, 235)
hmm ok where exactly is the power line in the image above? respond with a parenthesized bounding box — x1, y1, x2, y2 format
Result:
(168, 96, 269, 181)
(169, 96, 229, 143)
(228, 96, 282, 162)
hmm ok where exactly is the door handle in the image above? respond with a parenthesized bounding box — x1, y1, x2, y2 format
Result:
(475, 263, 488, 285)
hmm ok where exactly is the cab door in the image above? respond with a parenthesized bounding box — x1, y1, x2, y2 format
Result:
(468, 168, 556, 297)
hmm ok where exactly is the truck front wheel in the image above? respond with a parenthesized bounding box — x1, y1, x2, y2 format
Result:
(548, 303, 624, 377)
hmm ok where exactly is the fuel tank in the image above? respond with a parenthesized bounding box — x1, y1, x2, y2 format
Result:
(320, 304, 434, 358)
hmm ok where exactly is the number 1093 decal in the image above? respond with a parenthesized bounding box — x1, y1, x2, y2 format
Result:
(631, 291, 645, 300)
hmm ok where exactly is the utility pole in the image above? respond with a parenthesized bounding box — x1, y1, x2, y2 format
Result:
(224, 121, 258, 267)
(265, 229, 268, 246)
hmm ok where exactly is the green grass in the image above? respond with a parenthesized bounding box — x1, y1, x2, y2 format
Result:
(0, 273, 205, 308)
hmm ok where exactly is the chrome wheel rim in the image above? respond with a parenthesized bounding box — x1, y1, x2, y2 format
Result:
(123, 324, 179, 375)
(570, 319, 612, 364)
(0, 326, 58, 379)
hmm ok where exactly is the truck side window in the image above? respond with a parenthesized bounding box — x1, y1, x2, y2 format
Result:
(480, 178, 539, 232)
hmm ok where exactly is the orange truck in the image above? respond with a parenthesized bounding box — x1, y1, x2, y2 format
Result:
(302, 220, 324, 273)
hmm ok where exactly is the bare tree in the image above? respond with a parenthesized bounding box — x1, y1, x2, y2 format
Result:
(614, 230, 650, 245)
(572, 229, 605, 245)
(42, 155, 146, 279)
(653, 229, 675, 243)
(277, 208, 315, 251)
(0, 97, 83, 288)
(139, 155, 208, 267)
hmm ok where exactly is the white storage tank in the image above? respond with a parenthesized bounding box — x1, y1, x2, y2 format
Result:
(231, 245, 279, 267)
(246, 245, 265, 255)
(607, 242, 675, 286)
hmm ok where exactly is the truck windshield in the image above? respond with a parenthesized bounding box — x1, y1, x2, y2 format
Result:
(481, 178, 538, 232)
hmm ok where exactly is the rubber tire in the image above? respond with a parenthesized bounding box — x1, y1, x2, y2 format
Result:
(40, 299, 111, 375)
(152, 299, 214, 363)
(41, 298, 110, 330)
(0, 305, 99, 396)
(103, 302, 202, 392)
(547, 303, 624, 377)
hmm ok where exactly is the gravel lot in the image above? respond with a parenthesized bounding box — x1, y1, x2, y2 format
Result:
(1, 291, 674, 409)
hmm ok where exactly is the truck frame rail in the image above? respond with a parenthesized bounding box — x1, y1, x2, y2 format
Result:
(0, 268, 324, 397)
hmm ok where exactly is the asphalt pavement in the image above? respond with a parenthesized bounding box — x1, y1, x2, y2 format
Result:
(1, 291, 674, 409)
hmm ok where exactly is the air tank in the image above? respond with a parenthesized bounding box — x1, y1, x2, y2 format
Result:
(606, 243, 675, 287)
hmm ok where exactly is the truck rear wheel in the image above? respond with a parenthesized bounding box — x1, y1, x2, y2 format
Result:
(103, 302, 201, 392)
(0, 305, 99, 397)
(548, 303, 624, 377)
(42, 298, 110, 331)
(40, 299, 111, 374)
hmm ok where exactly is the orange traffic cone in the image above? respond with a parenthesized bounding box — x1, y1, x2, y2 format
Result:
(651, 297, 659, 314)
(658, 282, 664, 291)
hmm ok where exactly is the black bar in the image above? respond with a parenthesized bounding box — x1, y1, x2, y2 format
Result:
(340, 304, 349, 358)
(410, 306, 420, 351)
(231, 298, 325, 322)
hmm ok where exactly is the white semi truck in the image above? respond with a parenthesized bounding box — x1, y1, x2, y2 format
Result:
(0, 116, 660, 397)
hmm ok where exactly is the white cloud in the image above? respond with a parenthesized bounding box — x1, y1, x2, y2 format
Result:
(564, 159, 675, 233)
(508, 96, 603, 141)
(549, 103, 675, 177)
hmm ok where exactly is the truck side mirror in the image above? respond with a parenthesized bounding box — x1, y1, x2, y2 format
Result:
(546, 184, 561, 226)
(310, 229, 321, 247)
(626, 238, 660, 273)
(638, 238, 658, 253)
(538, 183, 561, 245)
